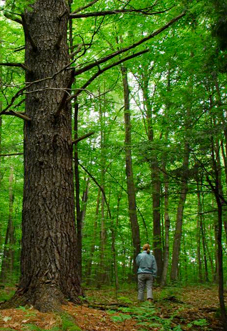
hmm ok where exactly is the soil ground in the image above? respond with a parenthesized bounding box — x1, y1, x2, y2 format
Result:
(0, 284, 225, 330)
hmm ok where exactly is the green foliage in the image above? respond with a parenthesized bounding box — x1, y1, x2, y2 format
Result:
(58, 313, 81, 331)
(19, 313, 81, 331)
(109, 303, 185, 331)
(110, 313, 132, 323)
(187, 318, 208, 328)
(0, 0, 227, 309)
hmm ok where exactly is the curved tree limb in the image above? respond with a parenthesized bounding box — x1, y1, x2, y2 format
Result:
(72, 131, 95, 145)
(71, 49, 148, 100)
(73, 11, 185, 77)
(70, 5, 174, 18)
(72, 0, 101, 15)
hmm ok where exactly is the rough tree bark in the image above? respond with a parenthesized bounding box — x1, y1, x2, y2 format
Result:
(0, 0, 185, 311)
(3, 0, 83, 311)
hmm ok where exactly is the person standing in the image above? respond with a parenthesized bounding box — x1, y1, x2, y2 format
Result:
(136, 243, 157, 302)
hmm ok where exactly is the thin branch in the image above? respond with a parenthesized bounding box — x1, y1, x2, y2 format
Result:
(72, 131, 95, 145)
(71, 49, 148, 100)
(0, 62, 23, 67)
(14, 46, 25, 52)
(0, 58, 76, 114)
(2, 110, 31, 122)
(73, 11, 185, 77)
(70, 5, 173, 18)
(72, 0, 101, 15)
(3, 11, 22, 24)
(0, 62, 31, 72)
(78, 162, 112, 218)
(0, 153, 23, 157)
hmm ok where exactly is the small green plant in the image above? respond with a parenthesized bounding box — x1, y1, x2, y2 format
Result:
(187, 318, 208, 328)
(59, 313, 81, 331)
(110, 313, 132, 331)
(172, 326, 183, 331)
(110, 303, 184, 331)
(111, 313, 132, 323)
(117, 296, 133, 305)
(0, 288, 15, 302)
(22, 325, 43, 331)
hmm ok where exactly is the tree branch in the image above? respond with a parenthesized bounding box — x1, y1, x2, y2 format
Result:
(0, 62, 31, 72)
(0, 153, 23, 157)
(78, 161, 112, 218)
(72, 0, 101, 15)
(71, 49, 148, 99)
(3, 11, 22, 24)
(70, 6, 173, 18)
(2, 110, 31, 122)
(1, 59, 76, 114)
(72, 131, 95, 145)
(74, 11, 185, 77)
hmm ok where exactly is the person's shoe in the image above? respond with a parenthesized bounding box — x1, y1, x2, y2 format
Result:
(147, 298, 153, 303)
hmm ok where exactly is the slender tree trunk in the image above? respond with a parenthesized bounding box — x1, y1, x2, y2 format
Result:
(170, 142, 190, 282)
(196, 178, 202, 282)
(0, 42, 2, 255)
(160, 170, 170, 287)
(121, 65, 140, 275)
(0, 167, 15, 284)
(97, 92, 107, 287)
(141, 69, 163, 279)
(197, 176, 209, 282)
(209, 137, 227, 329)
(111, 193, 121, 293)
(6, 0, 82, 311)
(220, 141, 227, 242)
(80, 178, 89, 223)
(74, 101, 82, 280)
(215, 198, 227, 330)
(87, 189, 100, 284)
(213, 74, 227, 242)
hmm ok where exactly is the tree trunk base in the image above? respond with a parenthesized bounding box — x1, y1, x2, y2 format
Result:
(0, 284, 82, 312)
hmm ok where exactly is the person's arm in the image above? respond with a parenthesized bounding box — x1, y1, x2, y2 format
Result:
(152, 255, 158, 277)
(136, 254, 141, 266)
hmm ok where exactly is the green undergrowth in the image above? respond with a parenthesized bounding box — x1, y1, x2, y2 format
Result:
(0, 309, 81, 331)
(108, 302, 185, 331)
(108, 302, 210, 331)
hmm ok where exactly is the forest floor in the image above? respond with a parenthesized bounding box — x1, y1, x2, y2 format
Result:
(0, 284, 225, 330)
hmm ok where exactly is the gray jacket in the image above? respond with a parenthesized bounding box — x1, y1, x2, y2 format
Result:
(136, 251, 157, 276)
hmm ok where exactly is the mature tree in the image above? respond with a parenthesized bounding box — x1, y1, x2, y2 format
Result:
(0, 0, 185, 311)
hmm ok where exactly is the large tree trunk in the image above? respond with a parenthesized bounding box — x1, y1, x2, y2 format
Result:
(121, 65, 140, 276)
(5, 0, 82, 311)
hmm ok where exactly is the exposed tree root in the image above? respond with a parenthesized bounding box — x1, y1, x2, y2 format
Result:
(0, 284, 82, 312)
